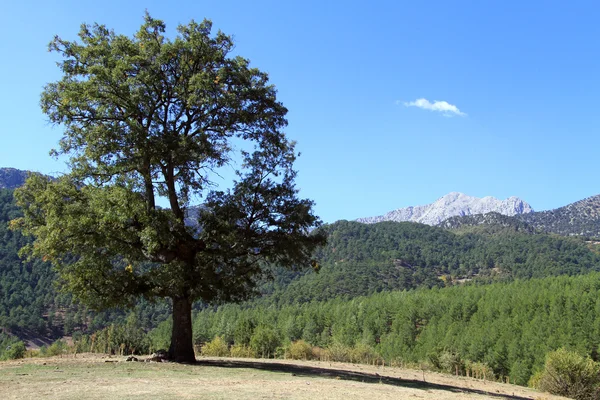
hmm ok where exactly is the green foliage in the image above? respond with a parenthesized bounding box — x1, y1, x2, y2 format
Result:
(41, 339, 68, 357)
(326, 342, 352, 362)
(349, 342, 380, 364)
(147, 319, 172, 353)
(533, 348, 600, 400)
(91, 321, 150, 355)
(201, 336, 229, 357)
(4, 341, 26, 360)
(0, 189, 77, 335)
(72, 314, 151, 355)
(0, 333, 26, 360)
(250, 326, 280, 358)
(229, 343, 256, 358)
(286, 340, 313, 360)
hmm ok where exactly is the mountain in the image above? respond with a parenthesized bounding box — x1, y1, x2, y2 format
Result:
(356, 192, 533, 225)
(439, 195, 600, 238)
(516, 194, 600, 238)
(0, 168, 29, 189)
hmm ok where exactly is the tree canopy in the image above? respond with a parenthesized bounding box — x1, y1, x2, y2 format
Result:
(12, 14, 325, 362)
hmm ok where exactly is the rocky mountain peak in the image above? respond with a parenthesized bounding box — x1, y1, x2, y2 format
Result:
(357, 192, 534, 226)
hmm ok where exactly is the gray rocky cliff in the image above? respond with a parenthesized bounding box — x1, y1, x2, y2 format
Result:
(357, 192, 534, 226)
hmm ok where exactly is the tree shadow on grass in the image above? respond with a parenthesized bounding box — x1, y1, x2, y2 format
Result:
(195, 359, 531, 400)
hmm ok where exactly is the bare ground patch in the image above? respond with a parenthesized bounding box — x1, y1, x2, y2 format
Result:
(0, 354, 566, 400)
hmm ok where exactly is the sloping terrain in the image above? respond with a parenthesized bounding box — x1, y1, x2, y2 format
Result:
(517, 194, 600, 237)
(0, 355, 566, 400)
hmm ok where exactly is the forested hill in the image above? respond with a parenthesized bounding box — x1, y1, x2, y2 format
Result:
(439, 195, 600, 238)
(516, 194, 600, 237)
(265, 219, 600, 305)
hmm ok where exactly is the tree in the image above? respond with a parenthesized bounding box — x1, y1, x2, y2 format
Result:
(11, 14, 325, 363)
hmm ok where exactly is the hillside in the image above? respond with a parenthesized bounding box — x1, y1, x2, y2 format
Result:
(440, 195, 600, 238)
(263, 219, 600, 305)
(516, 194, 600, 237)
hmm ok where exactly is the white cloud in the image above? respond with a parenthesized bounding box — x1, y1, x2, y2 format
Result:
(402, 98, 466, 117)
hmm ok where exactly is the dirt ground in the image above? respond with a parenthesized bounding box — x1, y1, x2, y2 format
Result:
(0, 354, 567, 400)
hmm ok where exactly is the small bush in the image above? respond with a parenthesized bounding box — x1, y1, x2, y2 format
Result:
(327, 342, 352, 362)
(311, 346, 329, 361)
(250, 326, 280, 358)
(42, 340, 68, 357)
(148, 320, 172, 353)
(2, 341, 26, 360)
(25, 349, 40, 358)
(439, 351, 464, 375)
(350, 343, 381, 364)
(201, 336, 229, 357)
(534, 348, 600, 400)
(287, 340, 313, 360)
(230, 344, 256, 358)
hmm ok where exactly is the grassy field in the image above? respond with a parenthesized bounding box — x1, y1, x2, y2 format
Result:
(0, 354, 565, 400)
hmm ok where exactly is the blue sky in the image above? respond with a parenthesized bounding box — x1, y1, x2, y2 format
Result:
(1, 0, 599, 223)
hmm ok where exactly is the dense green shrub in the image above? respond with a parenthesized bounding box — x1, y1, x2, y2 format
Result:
(350, 343, 380, 364)
(327, 342, 352, 362)
(229, 344, 255, 358)
(533, 348, 600, 400)
(41, 339, 68, 357)
(287, 340, 313, 360)
(1, 340, 26, 360)
(0, 332, 25, 360)
(148, 319, 171, 353)
(250, 326, 280, 358)
(201, 336, 229, 357)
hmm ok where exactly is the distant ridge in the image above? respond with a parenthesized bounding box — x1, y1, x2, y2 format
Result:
(516, 194, 600, 237)
(0, 168, 29, 189)
(357, 192, 533, 226)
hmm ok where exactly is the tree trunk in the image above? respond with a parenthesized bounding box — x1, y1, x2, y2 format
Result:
(169, 296, 196, 363)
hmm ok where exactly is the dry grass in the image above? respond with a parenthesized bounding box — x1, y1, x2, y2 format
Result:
(0, 354, 567, 400)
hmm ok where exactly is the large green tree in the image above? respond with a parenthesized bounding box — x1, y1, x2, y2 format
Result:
(11, 14, 325, 362)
